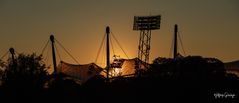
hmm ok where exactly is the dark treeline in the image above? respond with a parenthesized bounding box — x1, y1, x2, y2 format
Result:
(0, 53, 238, 103)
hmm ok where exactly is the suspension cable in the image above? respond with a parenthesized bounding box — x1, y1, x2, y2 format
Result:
(101, 40, 106, 68)
(169, 32, 174, 58)
(55, 39, 79, 64)
(54, 43, 62, 61)
(41, 42, 50, 60)
(0, 51, 9, 60)
(109, 33, 115, 56)
(110, 31, 129, 59)
(43, 44, 50, 65)
(14, 50, 20, 56)
(178, 31, 186, 56)
(41, 39, 50, 55)
(39, 39, 50, 65)
(95, 33, 106, 63)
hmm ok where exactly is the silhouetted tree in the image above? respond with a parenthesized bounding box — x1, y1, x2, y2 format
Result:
(149, 56, 226, 81)
(0, 60, 5, 79)
(2, 53, 48, 90)
(204, 58, 225, 80)
(149, 57, 175, 79)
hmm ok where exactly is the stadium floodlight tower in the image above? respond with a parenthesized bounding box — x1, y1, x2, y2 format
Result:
(133, 15, 161, 70)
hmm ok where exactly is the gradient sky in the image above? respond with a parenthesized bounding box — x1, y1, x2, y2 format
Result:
(0, 0, 239, 68)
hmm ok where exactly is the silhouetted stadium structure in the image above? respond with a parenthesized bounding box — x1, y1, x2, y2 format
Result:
(57, 61, 103, 84)
(34, 25, 148, 84)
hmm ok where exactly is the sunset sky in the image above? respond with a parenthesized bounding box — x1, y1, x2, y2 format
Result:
(0, 0, 239, 68)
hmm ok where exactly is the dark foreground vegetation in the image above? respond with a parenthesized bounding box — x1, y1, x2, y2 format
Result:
(0, 53, 238, 103)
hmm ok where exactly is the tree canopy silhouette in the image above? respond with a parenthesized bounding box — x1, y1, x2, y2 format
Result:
(2, 53, 48, 90)
(149, 56, 226, 81)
